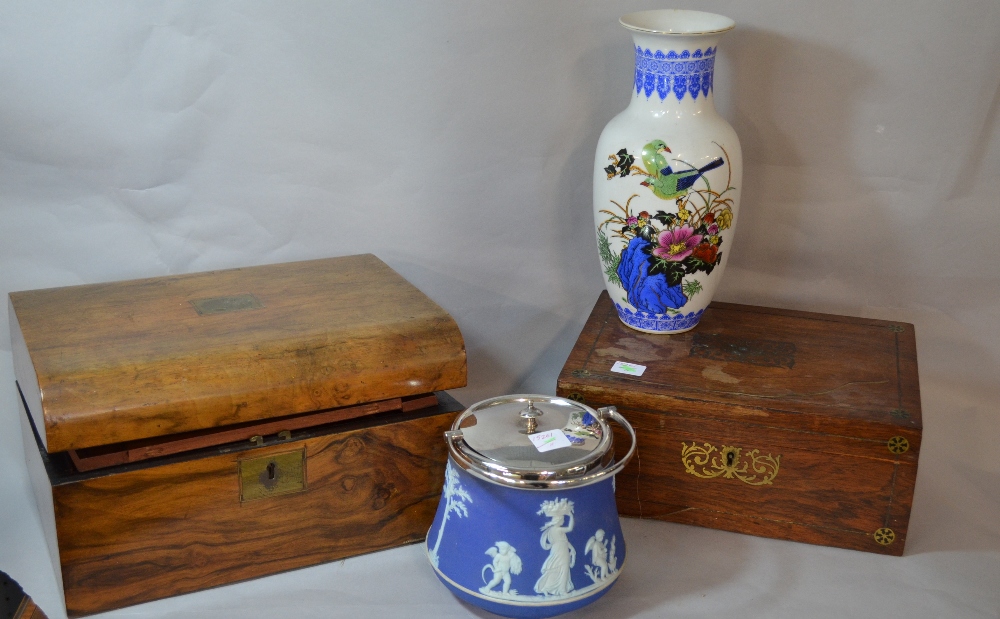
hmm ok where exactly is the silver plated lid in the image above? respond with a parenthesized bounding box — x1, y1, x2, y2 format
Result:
(445, 394, 636, 489)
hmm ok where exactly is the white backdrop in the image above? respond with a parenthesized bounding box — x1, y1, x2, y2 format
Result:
(1, 2, 998, 618)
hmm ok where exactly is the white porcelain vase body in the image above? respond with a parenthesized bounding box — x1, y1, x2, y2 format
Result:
(593, 10, 742, 334)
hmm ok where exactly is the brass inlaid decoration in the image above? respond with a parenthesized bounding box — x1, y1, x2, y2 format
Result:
(239, 449, 306, 503)
(191, 293, 264, 316)
(681, 441, 781, 486)
(887, 436, 909, 454)
(567, 392, 586, 404)
(888, 325, 905, 332)
(874, 527, 896, 546)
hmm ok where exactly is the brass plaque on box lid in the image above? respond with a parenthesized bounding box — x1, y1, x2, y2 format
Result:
(190, 293, 263, 315)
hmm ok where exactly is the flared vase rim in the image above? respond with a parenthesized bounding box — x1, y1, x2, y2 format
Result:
(620, 9, 735, 36)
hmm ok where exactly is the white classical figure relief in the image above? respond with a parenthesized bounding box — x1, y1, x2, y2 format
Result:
(584, 529, 619, 583)
(480, 541, 523, 597)
(457, 500, 620, 604)
(428, 461, 473, 568)
(534, 498, 577, 597)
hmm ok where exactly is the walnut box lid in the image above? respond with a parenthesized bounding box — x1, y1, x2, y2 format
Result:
(9, 254, 467, 453)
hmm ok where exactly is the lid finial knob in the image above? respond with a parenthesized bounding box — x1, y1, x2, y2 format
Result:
(519, 400, 543, 434)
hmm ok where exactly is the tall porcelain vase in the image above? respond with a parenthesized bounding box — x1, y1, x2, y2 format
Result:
(593, 10, 742, 334)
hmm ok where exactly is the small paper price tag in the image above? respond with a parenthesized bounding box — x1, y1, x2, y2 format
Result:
(528, 429, 573, 453)
(610, 360, 646, 376)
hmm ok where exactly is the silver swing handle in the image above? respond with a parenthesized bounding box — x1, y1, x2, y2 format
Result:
(594, 405, 637, 478)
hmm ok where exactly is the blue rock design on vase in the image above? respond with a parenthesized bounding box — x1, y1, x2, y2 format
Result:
(635, 47, 716, 101)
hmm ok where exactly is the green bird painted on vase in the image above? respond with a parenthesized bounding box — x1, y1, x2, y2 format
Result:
(640, 140, 725, 201)
(640, 140, 672, 182)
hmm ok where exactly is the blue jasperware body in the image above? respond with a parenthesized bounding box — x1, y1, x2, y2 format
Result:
(426, 458, 625, 618)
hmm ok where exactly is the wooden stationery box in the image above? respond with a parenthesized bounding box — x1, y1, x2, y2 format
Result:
(9, 255, 468, 616)
(557, 292, 921, 556)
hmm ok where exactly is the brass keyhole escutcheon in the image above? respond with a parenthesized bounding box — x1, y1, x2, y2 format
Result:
(239, 449, 306, 503)
(681, 442, 781, 487)
(874, 527, 896, 546)
(887, 436, 909, 454)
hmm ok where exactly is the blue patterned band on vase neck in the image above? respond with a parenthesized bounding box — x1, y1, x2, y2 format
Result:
(634, 46, 716, 102)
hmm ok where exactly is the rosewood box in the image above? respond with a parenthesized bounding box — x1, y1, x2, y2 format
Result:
(9, 254, 467, 616)
(557, 292, 922, 556)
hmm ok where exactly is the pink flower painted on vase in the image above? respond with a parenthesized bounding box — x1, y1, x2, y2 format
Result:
(652, 226, 703, 262)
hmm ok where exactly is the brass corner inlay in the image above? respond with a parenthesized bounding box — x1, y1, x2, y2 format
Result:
(887, 436, 909, 454)
(681, 441, 781, 486)
(874, 527, 896, 545)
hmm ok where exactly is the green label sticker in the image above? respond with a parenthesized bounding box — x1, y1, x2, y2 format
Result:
(610, 360, 646, 376)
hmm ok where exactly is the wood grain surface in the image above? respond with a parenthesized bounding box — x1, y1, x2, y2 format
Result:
(10, 255, 467, 452)
(608, 413, 915, 555)
(67, 393, 439, 472)
(46, 402, 460, 617)
(558, 292, 922, 437)
(558, 292, 921, 555)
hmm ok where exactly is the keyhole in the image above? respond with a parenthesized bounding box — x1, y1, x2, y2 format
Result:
(726, 451, 735, 466)
(267, 462, 276, 481)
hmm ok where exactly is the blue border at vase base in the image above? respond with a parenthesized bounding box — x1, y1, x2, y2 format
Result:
(614, 303, 704, 334)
